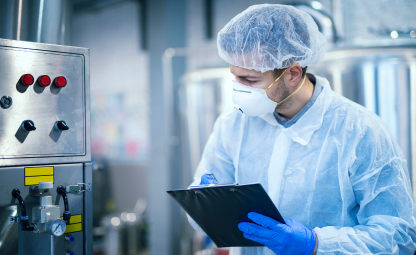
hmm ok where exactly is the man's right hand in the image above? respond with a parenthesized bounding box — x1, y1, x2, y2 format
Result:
(200, 174, 219, 185)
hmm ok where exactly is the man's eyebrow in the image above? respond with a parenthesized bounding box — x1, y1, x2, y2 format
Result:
(230, 71, 260, 79)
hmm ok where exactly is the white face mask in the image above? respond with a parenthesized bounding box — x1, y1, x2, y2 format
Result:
(232, 69, 306, 116)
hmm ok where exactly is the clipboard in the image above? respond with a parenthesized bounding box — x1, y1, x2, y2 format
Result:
(167, 183, 285, 248)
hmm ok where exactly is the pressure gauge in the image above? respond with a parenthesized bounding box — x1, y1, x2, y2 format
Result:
(46, 218, 66, 236)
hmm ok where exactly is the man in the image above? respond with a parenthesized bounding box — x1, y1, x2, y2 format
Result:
(188, 4, 416, 255)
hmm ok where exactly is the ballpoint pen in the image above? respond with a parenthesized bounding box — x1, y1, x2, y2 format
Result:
(210, 173, 218, 183)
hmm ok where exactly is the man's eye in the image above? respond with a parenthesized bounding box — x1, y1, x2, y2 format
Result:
(247, 79, 257, 83)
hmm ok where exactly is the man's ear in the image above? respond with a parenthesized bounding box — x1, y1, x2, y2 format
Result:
(287, 64, 303, 87)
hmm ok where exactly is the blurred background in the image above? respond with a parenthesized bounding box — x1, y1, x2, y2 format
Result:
(1, 0, 416, 254)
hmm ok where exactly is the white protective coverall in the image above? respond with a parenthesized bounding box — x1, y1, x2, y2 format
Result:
(188, 76, 416, 255)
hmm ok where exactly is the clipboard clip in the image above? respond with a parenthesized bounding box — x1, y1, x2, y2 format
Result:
(190, 183, 239, 189)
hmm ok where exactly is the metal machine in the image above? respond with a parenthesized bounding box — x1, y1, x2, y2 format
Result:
(0, 39, 91, 255)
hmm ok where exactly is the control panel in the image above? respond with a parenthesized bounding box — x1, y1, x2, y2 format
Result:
(0, 44, 87, 161)
(0, 39, 92, 255)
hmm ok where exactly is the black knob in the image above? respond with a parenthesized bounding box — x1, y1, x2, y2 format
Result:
(54, 121, 69, 131)
(1, 96, 13, 109)
(21, 120, 36, 131)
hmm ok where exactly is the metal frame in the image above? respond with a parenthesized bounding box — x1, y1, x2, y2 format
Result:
(83, 162, 93, 255)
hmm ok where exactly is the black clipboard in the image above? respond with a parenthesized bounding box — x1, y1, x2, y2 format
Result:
(167, 183, 285, 248)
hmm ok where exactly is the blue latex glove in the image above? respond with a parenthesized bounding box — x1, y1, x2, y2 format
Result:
(238, 212, 316, 255)
(200, 173, 218, 185)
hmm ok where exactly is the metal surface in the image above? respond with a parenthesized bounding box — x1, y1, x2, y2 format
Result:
(0, 0, 72, 45)
(0, 46, 85, 157)
(83, 162, 93, 255)
(0, 39, 92, 254)
(0, 38, 91, 166)
(0, 164, 86, 254)
(66, 182, 90, 193)
(0, 205, 18, 255)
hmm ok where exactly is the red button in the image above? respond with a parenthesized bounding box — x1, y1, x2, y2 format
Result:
(38, 75, 51, 87)
(54, 76, 67, 88)
(21, 74, 34, 86)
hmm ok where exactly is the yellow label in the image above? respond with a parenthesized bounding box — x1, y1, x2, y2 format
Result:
(25, 167, 54, 177)
(65, 223, 82, 233)
(61, 214, 82, 224)
(25, 176, 54, 186)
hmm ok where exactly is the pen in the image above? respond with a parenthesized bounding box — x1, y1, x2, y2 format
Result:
(210, 173, 218, 183)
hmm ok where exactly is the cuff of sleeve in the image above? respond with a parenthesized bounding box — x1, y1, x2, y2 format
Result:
(313, 227, 323, 255)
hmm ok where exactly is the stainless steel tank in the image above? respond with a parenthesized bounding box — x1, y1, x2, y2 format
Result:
(309, 45, 416, 202)
(0, 206, 18, 255)
(0, 0, 72, 45)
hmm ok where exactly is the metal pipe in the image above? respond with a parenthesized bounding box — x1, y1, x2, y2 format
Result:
(0, 0, 71, 45)
(36, 0, 44, 42)
(410, 62, 416, 203)
(16, 0, 22, 40)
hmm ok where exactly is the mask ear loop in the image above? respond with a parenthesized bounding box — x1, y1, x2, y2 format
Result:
(261, 68, 287, 94)
(274, 74, 307, 106)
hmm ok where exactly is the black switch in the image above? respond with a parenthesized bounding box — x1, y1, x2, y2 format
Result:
(21, 120, 36, 132)
(54, 121, 69, 131)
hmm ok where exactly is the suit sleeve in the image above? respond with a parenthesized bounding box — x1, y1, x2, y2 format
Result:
(314, 127, 416, 254)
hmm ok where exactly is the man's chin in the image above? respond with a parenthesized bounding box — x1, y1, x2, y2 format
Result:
(274, 100, 292, 112)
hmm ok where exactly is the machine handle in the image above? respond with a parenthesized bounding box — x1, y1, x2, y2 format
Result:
(11, 188, 35, 231)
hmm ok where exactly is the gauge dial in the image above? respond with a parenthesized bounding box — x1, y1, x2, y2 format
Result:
(47, 219, 66, 236)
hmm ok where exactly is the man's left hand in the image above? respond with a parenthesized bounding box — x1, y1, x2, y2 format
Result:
(238, 212, 317, 255)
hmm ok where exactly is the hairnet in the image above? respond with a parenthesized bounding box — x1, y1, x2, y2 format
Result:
(217, 4, 327, 72)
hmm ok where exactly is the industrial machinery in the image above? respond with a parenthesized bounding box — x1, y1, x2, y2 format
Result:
(0, 39, 92, 255)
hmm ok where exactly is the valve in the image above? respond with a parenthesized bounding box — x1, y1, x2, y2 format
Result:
(65, 234, 75, 244)
(31, 182, 66, 236)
